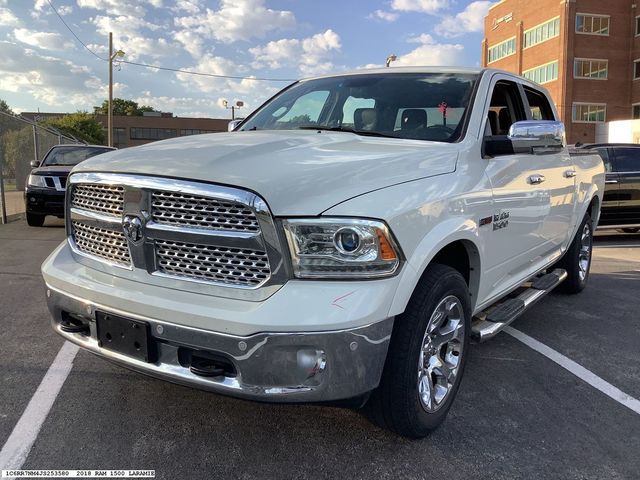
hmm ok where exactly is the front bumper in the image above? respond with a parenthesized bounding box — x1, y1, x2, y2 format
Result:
(46, 285, 394, 403)
(25, 187, 65, 216)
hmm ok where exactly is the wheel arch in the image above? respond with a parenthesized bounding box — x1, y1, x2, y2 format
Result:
(390, 233, 482, 316)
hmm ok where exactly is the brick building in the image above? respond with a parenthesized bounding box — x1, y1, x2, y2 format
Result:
(482, 0, 639, 143)
(22, 112, 230, 149)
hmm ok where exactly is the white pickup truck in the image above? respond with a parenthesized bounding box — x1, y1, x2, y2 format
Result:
(42, 67, 604, 437)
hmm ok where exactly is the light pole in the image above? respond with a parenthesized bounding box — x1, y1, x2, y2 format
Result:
(386, 54, 397, 67)
(222, 100, 244, 120)
(108, 32, 125, 147)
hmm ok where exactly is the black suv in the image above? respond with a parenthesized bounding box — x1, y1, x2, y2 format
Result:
(582, 144, 640, 233)
(25, 144, 115, 226)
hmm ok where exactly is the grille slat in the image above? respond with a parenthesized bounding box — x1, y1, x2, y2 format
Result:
(72, 221, 131, 266)
(68, 181, 272, 288)
(151, 191, 260, 232)
(156, 240, 270, 287)
(71, 184, 124, 216)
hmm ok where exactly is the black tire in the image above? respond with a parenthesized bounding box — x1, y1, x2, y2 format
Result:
(556, 212, 593, 294)
(26, 213, 45, 227)
(364, 264, 471, 438)
(620, 228, 640, 234)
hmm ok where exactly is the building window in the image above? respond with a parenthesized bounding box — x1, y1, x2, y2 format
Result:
(130, 127, 178, 140)
(523, 61, 559, 85)
(636, 16, 640, 36)
(574, 59, 608, 79)
(635, 60, 640, 80)
(113, 127, 127, 147)
(180, 129, 214, 136)
(575, 14, 610, 35)
(633, 104, 640, 119)
(523, 17, 560, 49)
(572, 104, 606, 123)
(488, 37, 516, 63)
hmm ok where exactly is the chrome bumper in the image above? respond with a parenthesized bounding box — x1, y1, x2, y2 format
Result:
(46, 286, 394, 402)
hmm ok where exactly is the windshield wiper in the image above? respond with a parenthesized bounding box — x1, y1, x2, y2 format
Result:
(297, 125, 400, 139)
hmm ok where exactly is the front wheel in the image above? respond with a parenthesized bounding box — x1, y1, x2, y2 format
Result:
(26, 213, 45, 227)
(556, 212, 593, 294)
(365, 264, 470, 438)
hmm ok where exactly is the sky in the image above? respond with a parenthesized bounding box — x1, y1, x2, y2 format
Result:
(0, 0, 493, 118)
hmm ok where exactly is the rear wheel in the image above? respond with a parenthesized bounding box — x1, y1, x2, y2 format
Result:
(26, 213, 45, 227)
(556, 212, 592, 294)
(365, 264, 470, 438)
(620, 228, 640, 234)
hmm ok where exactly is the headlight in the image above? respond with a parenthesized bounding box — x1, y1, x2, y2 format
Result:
(282, 218, 401, 279)
(27, 174, 47, 188)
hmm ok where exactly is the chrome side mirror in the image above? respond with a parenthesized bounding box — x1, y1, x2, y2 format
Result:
(30, 160, 39, 168)
(228, 119, 243, 132)
(508, 120, 565, 154)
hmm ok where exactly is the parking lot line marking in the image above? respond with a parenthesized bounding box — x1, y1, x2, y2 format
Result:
(0, 341, 79, 471)
(505, 327, 640, 416)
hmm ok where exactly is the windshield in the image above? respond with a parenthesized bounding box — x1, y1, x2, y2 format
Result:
(42, 146, 113, 167)
(240, 73, 478, 142)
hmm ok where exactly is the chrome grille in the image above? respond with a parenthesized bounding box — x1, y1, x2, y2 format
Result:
(151, 191, 260, 232)
(72, 221, 131, 266)
(71, 184, 124, 216)
(156, 240, 270, 287)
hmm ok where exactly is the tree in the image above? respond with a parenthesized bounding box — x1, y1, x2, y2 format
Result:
(93, 98, 157, 116)
(43, 112, 106, 145)
(0, 99, 14, 115)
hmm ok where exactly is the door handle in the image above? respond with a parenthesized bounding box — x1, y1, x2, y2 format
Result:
(564, 170, 577, 178)
(605, 179, 618, 184)
(528, 174, 546, 185)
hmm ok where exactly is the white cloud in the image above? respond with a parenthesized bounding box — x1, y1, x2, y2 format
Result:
(250, 29, 341, 76)
(391, 0, 451, 14)
(76, 0, 156, 16)
(58, 5, 74, 15)
(435, 1, 493, 37)
(393, 34, 465, 66)
(369, 10, 399, 22)
(0, 41, 104, 108)
(0, 7, 20, 26)
(172, 29, 205, 58)
(173, 0, 296, 44)
(13, 28, 74, 51)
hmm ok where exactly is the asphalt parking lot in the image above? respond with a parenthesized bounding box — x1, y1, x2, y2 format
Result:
(1, 218, 639, 479)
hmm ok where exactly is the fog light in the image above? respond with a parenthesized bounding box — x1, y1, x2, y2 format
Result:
(30, 197, 36, 203)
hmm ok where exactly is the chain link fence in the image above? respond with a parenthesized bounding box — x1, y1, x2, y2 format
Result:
(0, 111, 81, 223)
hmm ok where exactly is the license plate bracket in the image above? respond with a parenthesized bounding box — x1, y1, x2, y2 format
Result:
(96, 312, 155, 363)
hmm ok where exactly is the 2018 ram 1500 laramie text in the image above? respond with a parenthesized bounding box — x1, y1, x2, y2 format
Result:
(41, 67, 604, 437)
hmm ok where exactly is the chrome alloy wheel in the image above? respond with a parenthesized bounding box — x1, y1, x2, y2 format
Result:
(578, 222, 592, 282)
(417, 295, 465, 413)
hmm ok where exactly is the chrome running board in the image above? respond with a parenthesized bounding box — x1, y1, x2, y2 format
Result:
(471, 268, 567, 342)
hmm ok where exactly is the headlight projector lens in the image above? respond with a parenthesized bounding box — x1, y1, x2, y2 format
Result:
(334, 227, 362, 254)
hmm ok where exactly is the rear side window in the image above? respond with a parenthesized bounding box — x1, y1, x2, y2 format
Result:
(595, 148, 612, 172)
(612, 148, 640, 173)
(524, 87, 555, 120)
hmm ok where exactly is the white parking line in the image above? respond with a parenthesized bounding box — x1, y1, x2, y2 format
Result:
(0, 342, 79, 472)
(505, 327, 640, 416)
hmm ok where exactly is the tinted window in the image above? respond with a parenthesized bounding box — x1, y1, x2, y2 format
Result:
(595, 148, 612, 172)
(43, 146, 113, 166)
(613, 148, 640, 172)
(486, 81, 526, 136)
(525, 87, 554, 120)
(241, 73, 478, 143)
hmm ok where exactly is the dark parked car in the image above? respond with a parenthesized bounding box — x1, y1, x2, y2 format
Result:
(25, 144, 115, 226)
(579, 144, 640, 233)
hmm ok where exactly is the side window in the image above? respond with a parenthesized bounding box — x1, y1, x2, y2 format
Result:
(342, 96, 375, 127)
(595, 148, 612, 172)
(612, 148, 640, 173)
(524, 88, 555, 120)
(486, 80, 526, 136)
(275, 90, 329, 126)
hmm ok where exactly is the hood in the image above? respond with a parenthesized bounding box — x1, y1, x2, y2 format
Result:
(73, 130, 460, 215)
(31, 165, 74, 177)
